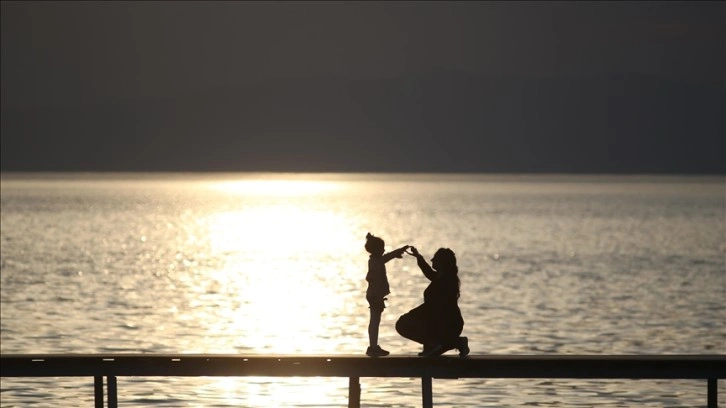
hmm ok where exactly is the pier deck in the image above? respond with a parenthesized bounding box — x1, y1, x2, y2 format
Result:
(2, 354, 724, 407)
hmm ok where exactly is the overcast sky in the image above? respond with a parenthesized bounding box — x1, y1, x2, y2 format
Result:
(1, 1, 724, 173)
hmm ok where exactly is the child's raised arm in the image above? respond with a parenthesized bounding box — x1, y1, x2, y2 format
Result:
(382, 245, 410, 263)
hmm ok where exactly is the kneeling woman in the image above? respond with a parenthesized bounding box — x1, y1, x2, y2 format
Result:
(396, 247, 469, 357)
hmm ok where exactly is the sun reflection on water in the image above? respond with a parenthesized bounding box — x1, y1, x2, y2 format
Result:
(171, 179, 371, 404)
(209, 178, 342, 196)
(193, 376, 347, 407)
(207, 205, 355, 257)
(180, 178, 368, 355)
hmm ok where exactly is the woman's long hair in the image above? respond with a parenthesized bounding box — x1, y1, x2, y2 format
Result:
(434, 248, 460, 299)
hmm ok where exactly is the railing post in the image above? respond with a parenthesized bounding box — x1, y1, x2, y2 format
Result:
(348, 376, 360, 408)
(422, 376, 433, 408)
(707, 378, 717, 408)
(94, 376, 104, 408)
(107, 375, 118, 408)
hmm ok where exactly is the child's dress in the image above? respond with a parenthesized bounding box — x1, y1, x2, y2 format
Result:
(366, 254, 390, 310)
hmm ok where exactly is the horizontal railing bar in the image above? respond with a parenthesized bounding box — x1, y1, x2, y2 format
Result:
(2, 354, 724, 379)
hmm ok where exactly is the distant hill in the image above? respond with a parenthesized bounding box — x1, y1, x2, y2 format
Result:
(2, 72, 724, 173)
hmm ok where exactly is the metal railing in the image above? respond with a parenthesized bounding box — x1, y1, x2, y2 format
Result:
(1, 354, 723, 407)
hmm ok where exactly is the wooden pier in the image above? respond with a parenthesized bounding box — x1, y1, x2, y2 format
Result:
(1, 354, 724, 407)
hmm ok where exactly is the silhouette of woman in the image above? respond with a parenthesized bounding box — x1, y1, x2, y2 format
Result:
(396, 247, 469, 357)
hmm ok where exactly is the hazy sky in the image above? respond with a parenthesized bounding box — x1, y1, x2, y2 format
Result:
(3, 0, 723, 107)
(1, 1, 724, 173)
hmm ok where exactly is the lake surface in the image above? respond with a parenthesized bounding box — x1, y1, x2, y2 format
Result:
(1, 173, 724, 407)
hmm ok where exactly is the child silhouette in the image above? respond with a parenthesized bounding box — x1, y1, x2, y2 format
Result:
(364, 232, 409, 357)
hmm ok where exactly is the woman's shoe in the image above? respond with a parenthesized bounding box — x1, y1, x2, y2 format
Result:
(457, 336, 470, 357)
(418, 342, 433, 356)
(420, 343, 444, 357)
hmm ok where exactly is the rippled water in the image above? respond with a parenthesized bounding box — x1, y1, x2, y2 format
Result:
(1, 173, 724, 407)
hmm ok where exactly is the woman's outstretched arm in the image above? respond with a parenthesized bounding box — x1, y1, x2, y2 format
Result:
(409, 247, 436, 281)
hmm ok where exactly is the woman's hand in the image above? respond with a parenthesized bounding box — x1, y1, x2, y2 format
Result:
(406, 246, 420, 257)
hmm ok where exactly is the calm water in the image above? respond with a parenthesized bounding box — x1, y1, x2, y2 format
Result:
(1, 173, 724, 407)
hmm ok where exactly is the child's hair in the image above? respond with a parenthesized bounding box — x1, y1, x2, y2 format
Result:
(365, 232, 385, 254)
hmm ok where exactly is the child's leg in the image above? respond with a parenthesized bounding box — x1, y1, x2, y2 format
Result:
(368, 308, 382, 347)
